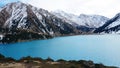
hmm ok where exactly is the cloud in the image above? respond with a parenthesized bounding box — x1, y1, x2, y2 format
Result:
(0, 0, 120, 18)
(21, 0, 120, 18)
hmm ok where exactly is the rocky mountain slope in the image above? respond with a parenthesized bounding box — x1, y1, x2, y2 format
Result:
(94, 13, 120, 34)
(0, 2, 81, 43)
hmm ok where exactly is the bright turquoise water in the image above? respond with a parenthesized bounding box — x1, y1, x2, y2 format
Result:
(0, 35, 120, 67)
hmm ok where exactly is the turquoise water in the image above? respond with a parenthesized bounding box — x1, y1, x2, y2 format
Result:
(0, 35, 120, 67)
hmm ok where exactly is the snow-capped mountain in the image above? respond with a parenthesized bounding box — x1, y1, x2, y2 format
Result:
(0, 2, 83, 43)
(52, 10, 109, 28)
(94, 13, 120, 34)
(51, 10, 79, 26)
(1, 1, 119, 43)
(78, 14, 109, 28)
(0, 2, 80, 36)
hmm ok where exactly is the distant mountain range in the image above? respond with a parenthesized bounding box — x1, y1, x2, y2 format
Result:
(0, 1, 120, 43)
(52, 10, 109, 28)
(52, 10, 109, 32)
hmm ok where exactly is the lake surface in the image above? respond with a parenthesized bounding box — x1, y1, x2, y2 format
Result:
(0, 35, 120, 67)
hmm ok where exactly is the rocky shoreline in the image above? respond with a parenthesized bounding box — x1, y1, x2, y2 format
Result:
(0, 54, 117, 68)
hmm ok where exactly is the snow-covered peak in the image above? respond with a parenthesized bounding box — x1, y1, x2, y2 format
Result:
(78, 14, 109, 28)
(30, 4, 51, 17)
(2, 1, 28, 28)
(53, 10, 77, 17)
(52, 10, 82, 26)
(1, 1, 27, 14)
(52, 10, 109, 28)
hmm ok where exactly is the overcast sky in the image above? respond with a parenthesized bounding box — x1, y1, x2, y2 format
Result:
(0, 0, 120, 18)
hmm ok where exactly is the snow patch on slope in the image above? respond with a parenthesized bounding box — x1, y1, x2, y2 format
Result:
(4, 2, 28, 29)
(31, 7, 43, 20)
(108, 19, 120, 28)
(107, 13, 120, 28)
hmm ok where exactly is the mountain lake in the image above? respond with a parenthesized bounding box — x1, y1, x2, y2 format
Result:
(0, 35, 120, 67)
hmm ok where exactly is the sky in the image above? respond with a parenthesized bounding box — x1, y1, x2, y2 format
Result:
(0, 0, 120, 18)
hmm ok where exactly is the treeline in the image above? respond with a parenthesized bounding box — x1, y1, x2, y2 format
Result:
(0, 28, 52, 44)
